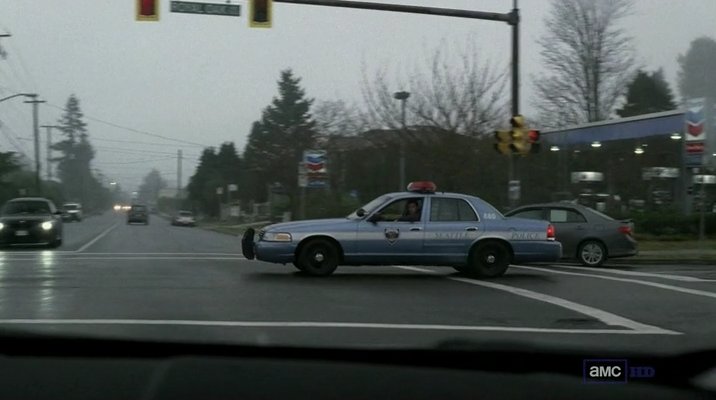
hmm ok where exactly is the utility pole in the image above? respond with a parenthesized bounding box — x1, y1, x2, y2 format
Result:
(507, 0, 520, 209)
(394, 91, 410, 191)
(24, 94, 45, 194)
(177, 149, 183, 200)
(40, 125, 60, 180)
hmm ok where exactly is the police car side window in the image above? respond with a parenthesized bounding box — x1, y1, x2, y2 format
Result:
(430, 198, 476, 222)
(457, 199, 478, 221)
(375, 198, 422, 221)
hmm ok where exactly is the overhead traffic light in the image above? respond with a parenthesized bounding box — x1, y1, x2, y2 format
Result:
(527, 129, 541, 153)
(494, 130, 512, 155)
(494, 115, 541, 156)
(136, 0, 159, 21)
(249, 0, 273, 28)
(509, 114, 531, 155)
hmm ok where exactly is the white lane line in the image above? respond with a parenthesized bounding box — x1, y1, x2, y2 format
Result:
(0, 252, 243, 256)
(551, 264, 716, 282)
(513, 265, 716, 300)
(0, 319, 678, 334)
(394, 266, 678, 335)
(1, 257, 245, 261)
(75, 222, 120, 253)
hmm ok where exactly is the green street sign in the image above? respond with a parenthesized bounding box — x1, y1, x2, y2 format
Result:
(170, 1, 241, 17)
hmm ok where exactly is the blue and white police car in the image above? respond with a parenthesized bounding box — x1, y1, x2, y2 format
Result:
(242, 182, 562, 277)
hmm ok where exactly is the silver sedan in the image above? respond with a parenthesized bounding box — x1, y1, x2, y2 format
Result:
(505, 202, 637, 266)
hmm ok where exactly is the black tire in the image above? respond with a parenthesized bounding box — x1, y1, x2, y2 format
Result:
(292, 262, 306, 272)
(465, 241, 510, 278)
(578, 240, 606, 267)
(296, 239, 339, 277)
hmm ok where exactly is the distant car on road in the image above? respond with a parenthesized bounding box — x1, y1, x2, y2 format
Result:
(61, 202, 83, 222)
(127, 204, 149, 225)
(171, 211, 196, 227)
(242, 181, 562, 277)
(505, 202, 637, 267)
(0, 197, 64, 248)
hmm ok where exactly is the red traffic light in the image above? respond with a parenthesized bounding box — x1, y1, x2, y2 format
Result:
(136, 0, 159, 21)
(528, 130, 540, 143)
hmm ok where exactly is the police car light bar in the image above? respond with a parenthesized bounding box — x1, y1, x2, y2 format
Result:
(407, 181, 437, 193)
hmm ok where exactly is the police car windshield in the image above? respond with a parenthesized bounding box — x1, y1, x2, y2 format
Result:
(347, 195, 393, 219)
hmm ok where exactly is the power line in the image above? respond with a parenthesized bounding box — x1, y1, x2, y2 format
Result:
(45, 102, 209, 148)
(87, 136, 201, 148)
(0, 122, 30, 157)
(94, 156, 176, 165)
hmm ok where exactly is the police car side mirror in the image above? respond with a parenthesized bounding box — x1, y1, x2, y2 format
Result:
(356, 208, 366, 217)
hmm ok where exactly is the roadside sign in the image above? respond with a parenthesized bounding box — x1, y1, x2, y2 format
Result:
(216, 187, 224, 195)
(298, 174, 308, 188)
(228, 184, 238, 192)
(508, 180, 520, 202)
(170, 1, 241, 16)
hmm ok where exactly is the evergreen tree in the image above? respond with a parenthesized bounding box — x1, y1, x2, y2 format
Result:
(243, 69, 316, 212)
(617, 69, 676, 117)
(52, 95, 100, 208)
(678, 36, 716, 100)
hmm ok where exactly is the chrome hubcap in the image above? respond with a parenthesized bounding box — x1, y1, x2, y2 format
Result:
(581, 244, 603, 264)
(314, 252, 325, 262)
(486, 254, 496, 264)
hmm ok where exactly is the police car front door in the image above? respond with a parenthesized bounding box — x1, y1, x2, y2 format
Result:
(423, 197, 482, 264)
(355, 197, 425, 264)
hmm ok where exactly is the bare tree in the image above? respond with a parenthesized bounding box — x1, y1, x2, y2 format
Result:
(312, 99, 368, 138)
(361, 40, 508, 138)
(533, 0, 636, 127)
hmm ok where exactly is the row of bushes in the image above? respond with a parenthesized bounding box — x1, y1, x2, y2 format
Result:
(630, 212, 716, 237)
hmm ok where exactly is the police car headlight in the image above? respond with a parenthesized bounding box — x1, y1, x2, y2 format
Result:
(262, 232, 292, 242)
(0, 222, 4, 230)
(41, 221, 54, 231)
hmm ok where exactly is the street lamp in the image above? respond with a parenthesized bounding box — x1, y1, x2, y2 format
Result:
(393, 91, 410, 190)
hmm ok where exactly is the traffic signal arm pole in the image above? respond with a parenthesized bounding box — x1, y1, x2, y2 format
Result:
(271, 0, 521, 208)
(273, 0, 514, 22)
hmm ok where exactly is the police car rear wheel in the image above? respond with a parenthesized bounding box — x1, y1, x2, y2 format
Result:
(467, 242, 510, 278)
(297, 239, 339, 277)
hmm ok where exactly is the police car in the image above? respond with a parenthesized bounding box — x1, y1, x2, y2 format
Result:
(242, 182, 562, 277)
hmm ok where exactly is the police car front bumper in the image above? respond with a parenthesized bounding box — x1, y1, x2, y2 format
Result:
(511, 240, 562, 263)
(254, 241, 297, 264)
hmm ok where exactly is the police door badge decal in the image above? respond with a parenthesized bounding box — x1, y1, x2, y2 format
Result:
(384, 227, 400, 244)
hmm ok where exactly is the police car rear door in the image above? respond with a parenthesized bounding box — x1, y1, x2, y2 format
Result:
(422, 196, 482, 264)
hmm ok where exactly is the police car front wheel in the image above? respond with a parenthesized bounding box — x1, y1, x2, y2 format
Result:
(466, 241, 510, 278)
(296, 239, 339, 277)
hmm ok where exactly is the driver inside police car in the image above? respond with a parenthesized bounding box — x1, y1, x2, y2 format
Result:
(398, 200, 421, 222)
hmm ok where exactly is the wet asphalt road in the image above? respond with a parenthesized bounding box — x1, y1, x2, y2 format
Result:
(1, 211, 715, 354)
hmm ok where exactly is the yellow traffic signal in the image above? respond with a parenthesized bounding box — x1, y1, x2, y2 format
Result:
(249, 0, 272, 28)
(136, 0, 159, 21)
(494, 130, 512, 155)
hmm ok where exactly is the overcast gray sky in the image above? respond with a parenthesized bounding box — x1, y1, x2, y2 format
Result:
(0, 0, 714, 191)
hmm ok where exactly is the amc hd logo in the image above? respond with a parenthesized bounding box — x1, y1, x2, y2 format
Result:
(583, 359, 655, 384)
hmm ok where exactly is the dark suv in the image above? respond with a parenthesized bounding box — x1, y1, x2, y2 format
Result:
(127, 204, 149, 225)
